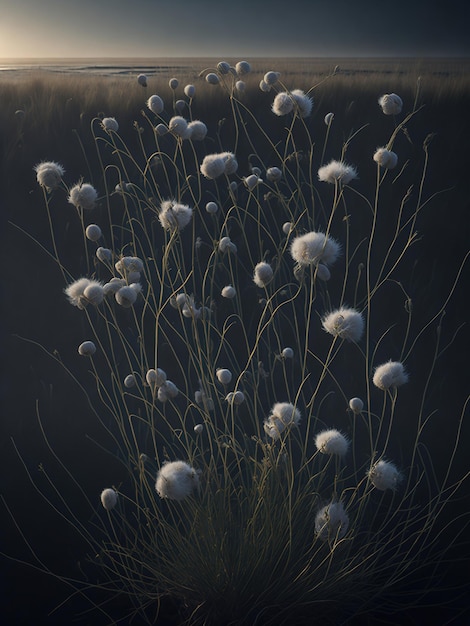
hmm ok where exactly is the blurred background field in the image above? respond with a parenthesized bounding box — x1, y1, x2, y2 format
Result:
(1, 57, 469, 624)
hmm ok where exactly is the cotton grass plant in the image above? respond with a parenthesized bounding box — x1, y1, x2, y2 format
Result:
(5, 59, 470, 625)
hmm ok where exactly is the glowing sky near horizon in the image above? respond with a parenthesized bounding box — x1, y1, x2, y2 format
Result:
(0, 0, 468, 58)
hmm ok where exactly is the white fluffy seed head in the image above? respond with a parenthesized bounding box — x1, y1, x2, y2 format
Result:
(264, 71, 280, 85)
(147, 95, 164, 115)
(216, 368, 232, 384)
(291, 88, 313, 118)
(155, 123, 168, 136)
(100, 488, 118, 511)
(266, 166, 282, 182)
(282, 222, 292, 235)
(137, 74, 147, 87)
(253, 261, 274, 288)
(115, 256, 144, 279)
(103, 277, 126, 295)
(194, 423, 204, 435)
(235, 61, 251, 75)
(83, 281, 104, 306)
(68, 182, 98, 211)
(290, 231, 341, 267)
(263, 402, 301, 440)
(101, 117, 119, 132)
(220, 151, 238, 175)
(115, 285, 140, 308)
(221, 285, 236, 299)
(124, 374, 136, 388)
(205, 201, 219, 214)
(281, 347, 294, 359)
(34, 161, 65, 190)
(169, 77, 179, 89)
(315, 502, 349, 541)
(272, 92, 294, 116)
(217, 61, 231, 74)
(373, 360, 408, 390)
(321, 306, 365, 342)
(85, 224, 102, 242)
(158, 199, 193, 231)
(315, 429, 349, 456)
(349, 397, 364, 413)
(235, 80, 246, 93)
(146, 368, 167, 388)
(200, 154, 226, 179)
(78, 340, 96, 356)
(324, 112, 334, 125)
(187, 120, 207, 141)
(373, 147, 398, 169)
(318, 160, 358, 185)
(155, 460, 199, 501)
(259, 79, 271, 93)
(232, 390, 245, 405)
(218, 236, 237, 254)
(378, 93, 403, 115)
(244, 174, 262, 190)
(65, 278, 92, 309)
(184, 84, 195, 98)
(367, 459, 401, 490)
(205, 72, 220, 85)
(168, 116, 189, 138)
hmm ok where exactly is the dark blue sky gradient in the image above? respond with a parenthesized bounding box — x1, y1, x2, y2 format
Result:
(0, 0, 468, 58)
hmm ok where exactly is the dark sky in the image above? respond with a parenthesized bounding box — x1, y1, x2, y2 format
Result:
(0, 0, 468, 58)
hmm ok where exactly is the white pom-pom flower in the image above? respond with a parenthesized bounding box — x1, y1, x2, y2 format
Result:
(100, 488, 118, 511)
(281, 347, 294, 359)
(101, 117, 119, 132)
(155, 460, 199, 501)
(349, 397, 364, 414)
(146, 368, 167, 388)
(272, 92, 294, 116)
(137, 74, 147, 87)
(253, 261, 274, 288)
(314, 429, 349, 456)
(373, 360, 408, 390)
(264, 71, 280, 85)
(367, 459, 401, 490)
(147, 95, 164, 114)
(216, 368, 232, 384)
(219, 236, 237, 254)
(68, 182, 98, 211)
(187, 120, 207, 141)
(65, 278, 100, 309)
(158, 199, 193, 231)
(34, 161, 65, 191)
(115, 283, 141, 308)
(378, 93, 403, 115)
(221, 285, 236, 299)
(200, 154, 226, 179)
(78, 341, 96, 357)
(220, 151, 238, 175)
(205, 72, 220, 85)
(235, 61, 251, 75)
(263, 402, 301, 440)
(85, 224, 102, 242)
(169, 78, 179, 89)
(124, 374, 136, 388)
(184, 84, 195, 98)
(290, 231, 340, 267)
(315, 502, 349, 541)
(291, 89, 313, 118)
(266, 166, 282, 182)
(321, 306, 364, 342)
(318, 160, 358, 185)
(168, 116, 190, 139)
(373, 147, 398, 169)
(205, 201, 218, 214)
(324, 112, 334, 125)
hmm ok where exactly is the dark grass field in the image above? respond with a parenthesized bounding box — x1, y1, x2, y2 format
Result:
(1, 57, 469, 625)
